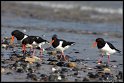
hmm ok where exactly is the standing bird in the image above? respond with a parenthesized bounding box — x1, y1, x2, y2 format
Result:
(11, 30, 49, 57)
(22, 36, 49, 57)
(11, 30, 28, 44)
(50, 34, 75, 61)
(92, 38, 121, 64)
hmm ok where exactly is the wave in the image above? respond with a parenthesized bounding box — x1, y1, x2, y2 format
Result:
(18, 1, 122, 15)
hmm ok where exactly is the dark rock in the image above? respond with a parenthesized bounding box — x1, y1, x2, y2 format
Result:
(75, 79, 81, 82)
(87, 72, 98, 78)
(74, 71, 78, 76)
(28, 68, 35, 73)
(27, 73, 38, 81)
(101, 73, 114, 81)
(72, 67, 79, 71)
(116, 71, 123, 79)
(40, 74, 48, 81)
(48, 74, 56, 81)
(61, 68, 68, 72)
(60, 74, 65, 79)
(35, 62, 41, 69)
(75, 59, 85, 62)
(6, 72, 12, 75)
(40, 74, 47, 78)
(83, 77, 90, 82)
(56, 62, 65, 67)
(16, 68, 24, 73)
(1, 60, 5, 64)
(74, 51, 80, 53)
(48, 61, 57, 65)
(110, 60, 117, 62)
(47, 58, 58, 62)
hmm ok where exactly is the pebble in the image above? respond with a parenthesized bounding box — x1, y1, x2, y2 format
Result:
(27, 73, 38, 81)
(116, 71, 123, 80)
(67, 62, 77, 68)
(56, 62, 65, 67)
(110, 60, 117, 62)
(83, 77, 90, 82)
(16, 67, 24, 73)
(74, 51, 80, 53)
(87, 72, 98, 79)
(103, 68, 111, 73)
(1, 68, 5, 73)
(6, 72, 13, 75)
(40, 74, 48, 81)
(88, 67, 93, 70)
(48, 61, 57, 65)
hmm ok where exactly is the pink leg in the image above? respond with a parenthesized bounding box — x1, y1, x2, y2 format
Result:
(98, 53, 104, 63)
(30, 46, 33, 52)
(40, 48, 43, 58)
(108, 55, 110, 64)
(32, 49, 36, 56)
(60, 53, 63, 60)
(62, 52, 67, 61)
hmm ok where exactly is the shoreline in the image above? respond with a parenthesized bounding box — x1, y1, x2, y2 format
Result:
(1, 2, 123, 24)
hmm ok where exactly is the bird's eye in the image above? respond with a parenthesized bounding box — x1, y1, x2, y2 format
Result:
(54, 38, 56, 40)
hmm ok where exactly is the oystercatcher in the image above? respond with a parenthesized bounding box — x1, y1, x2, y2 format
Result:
(22, 36, 49, 57)
(50, 34, 75, 61)
(11, 30, 28, 44)
(92, 38, 121, 64)
(11, 30, 49, 57)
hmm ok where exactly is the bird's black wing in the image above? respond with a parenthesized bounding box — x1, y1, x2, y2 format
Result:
(60, 39, 75, 47)
(106, 42, 121, 53)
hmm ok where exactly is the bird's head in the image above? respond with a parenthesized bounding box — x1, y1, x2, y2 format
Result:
(50, 34, 57, 45)
(92, 38, 105, 48)
(10, 30, 21, 44)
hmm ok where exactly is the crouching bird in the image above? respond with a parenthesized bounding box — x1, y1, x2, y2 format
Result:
(50, 34, 75, 61)
(11, 30, 49, 58)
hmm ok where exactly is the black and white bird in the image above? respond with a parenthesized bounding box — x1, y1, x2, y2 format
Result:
(11, 30, 49, 57)
(92, 38, 121, 64)
(11, 30, 28, 44)
(50, 34, 75, 61)
(22, 36, 49, 57)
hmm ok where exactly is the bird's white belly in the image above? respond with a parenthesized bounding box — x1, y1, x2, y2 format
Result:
(32, 41, 37, 45)
(38, 42, 45, 48)
(101, 43, 116, 55)
(26, 44, 33, 48)
(56, 41, 70, 52)
(21, 35, 28, 42)
(56, 45, 70, 52)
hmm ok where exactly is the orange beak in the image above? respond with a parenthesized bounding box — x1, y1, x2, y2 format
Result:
(10, 36, 14, 44)
(92, 42, 97, 48)
(49, 40, 54, 46)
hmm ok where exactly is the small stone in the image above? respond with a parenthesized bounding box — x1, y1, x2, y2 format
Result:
(74, 51, 80, 53)
(110, 60, 117, 62)
(27, 73, 37, 81)
(1, 68, 5, 73)
(83, 77, 90, 82)
(67, 62, 77, 68)
(6, 72, 12, 75)
(48, 61, 57, 65)
(87, 72, 98, 78)
(56, 62, 65, 66)
(57, 75, 62, 80)
(16, 68, 24, 73)
(116, 71, 123, 79)
(88, 67, 93, 70)
(103, 68, 111, 73)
